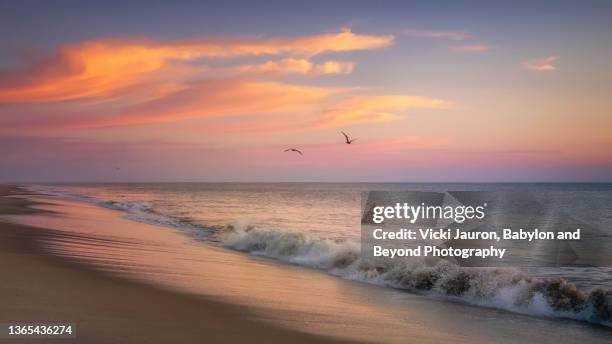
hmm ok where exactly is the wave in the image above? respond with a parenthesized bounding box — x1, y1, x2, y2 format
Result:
(23, 185, 612, 327)
(21, 185, 215, 239)
(222, 222, 612, 327)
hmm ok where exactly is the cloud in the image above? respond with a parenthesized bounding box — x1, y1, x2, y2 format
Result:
(0, 79, 346, 131)
(522, 56, 559, 72)
(451, 44, 492, 52)
(312, 60, 355, 75)
(317, 95, 449, 127)
(0, 28, 450, 137)
(402, 29, 471, 41)
(100, 80, 346, 127)
(181, 27, 393, 58)
(236, 58, 354, 75)
(0, 28, 392, 104)
(402, 29, 493, 54)
(0, 84, 449, 132)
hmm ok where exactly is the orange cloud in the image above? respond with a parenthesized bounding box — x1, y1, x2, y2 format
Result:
(317, 95, 449, 127)
(237, 58, 354, 75)
(314, 61, 355, 75)
(82, 80, 346, 128)
(0, 28, 392, 104)
(522, 56, 559, 72)
(1, 83, 449, 133)
(0, 40, 203, 103)
(172, 27, 393, 58)
(0, 29, 451, 136)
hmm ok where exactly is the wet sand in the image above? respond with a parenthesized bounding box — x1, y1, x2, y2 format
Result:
(0, 185, 348, 344)
(2, 185, 611, 344)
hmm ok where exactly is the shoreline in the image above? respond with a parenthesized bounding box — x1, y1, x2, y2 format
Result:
(3, 184, 612, 344)
(0, 185, 349, 343)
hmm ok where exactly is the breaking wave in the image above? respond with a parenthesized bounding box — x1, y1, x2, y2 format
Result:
(222, 223, 612, 327)
(22, 185, 612, 328)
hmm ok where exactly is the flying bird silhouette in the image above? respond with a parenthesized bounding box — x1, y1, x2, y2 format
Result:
(284, 148, 303, 155)
(341, 131, 358, 144)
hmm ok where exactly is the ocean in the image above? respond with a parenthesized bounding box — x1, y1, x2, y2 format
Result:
(20, 183, 612, 331)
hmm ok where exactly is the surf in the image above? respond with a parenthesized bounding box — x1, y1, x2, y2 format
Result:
(221, 222, 612, 327)
(23, 185, 612, 329)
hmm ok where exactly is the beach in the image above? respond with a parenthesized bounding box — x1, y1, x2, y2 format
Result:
(1, 2, 611, 342)
(0, 185, 347, 343)
(1, 184, 611, 344)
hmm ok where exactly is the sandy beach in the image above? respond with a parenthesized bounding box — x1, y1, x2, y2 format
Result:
(1, 2, 611, 342)
(0, 185, 347, 344)
(2, 184, 611, 344)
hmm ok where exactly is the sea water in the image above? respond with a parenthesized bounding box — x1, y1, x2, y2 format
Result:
(22, 183, 612, 328)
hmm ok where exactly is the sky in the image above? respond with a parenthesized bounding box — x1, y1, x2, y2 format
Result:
(1, 0, 611, 182)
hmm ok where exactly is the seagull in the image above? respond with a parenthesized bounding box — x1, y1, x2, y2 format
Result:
(341, 131, 358, 144)
(284, 148, 303, 155)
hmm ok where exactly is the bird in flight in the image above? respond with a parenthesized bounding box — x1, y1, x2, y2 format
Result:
(341, 131, 358, 144)
(284, 148, 303, 155)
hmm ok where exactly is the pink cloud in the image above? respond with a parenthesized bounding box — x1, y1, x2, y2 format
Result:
(522, 56, 559, 72)
(0, 29, 392, 104)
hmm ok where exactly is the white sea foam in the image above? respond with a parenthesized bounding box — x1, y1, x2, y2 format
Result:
(222, 222, 612, 327)
(222, 221, 360, 269)
(21, 185, 612, 327)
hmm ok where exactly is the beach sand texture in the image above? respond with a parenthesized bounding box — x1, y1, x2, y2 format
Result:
(0, 185, 348, 344)
(1, 185, 611, 344)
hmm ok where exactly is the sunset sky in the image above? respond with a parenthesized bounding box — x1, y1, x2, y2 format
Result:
(1, 1, 611, 182)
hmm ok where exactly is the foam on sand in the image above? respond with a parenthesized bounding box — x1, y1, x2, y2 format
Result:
(222, 222, 612, 327)
(23, 185, 612, 328)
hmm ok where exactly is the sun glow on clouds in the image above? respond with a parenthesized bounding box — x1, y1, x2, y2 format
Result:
(0, 28, 391, 104)
(318, 95, 449, 128)
(0, 27, 466, 182)
(0, 28, 447, 133)
(0, 2, 609, 183)
(94, 81, 343, 128)
(237, 58, 355, 75)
